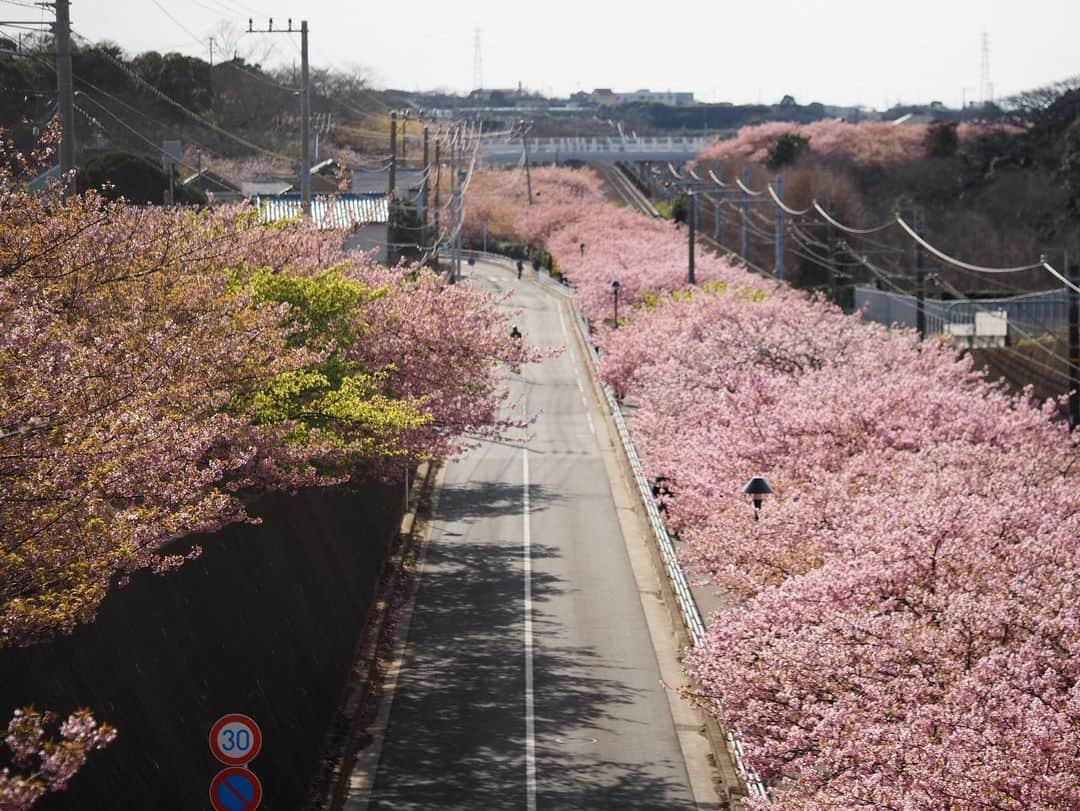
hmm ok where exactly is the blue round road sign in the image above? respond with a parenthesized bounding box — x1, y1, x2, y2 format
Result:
(209, 767, 262, 811)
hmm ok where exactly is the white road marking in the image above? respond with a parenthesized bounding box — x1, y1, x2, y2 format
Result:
(523, 449, 537, 811)
(558, 306, 568, 341)
(586, 413, 596, 435)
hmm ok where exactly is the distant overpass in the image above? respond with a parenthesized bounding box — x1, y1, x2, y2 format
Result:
(479, 135, 709, 165)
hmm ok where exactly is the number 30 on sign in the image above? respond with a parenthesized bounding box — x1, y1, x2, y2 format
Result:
(209, 714, 262, 766)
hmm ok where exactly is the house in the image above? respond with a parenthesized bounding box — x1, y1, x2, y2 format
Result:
(307, 158, 346, 194)
(256, 193, 391, 263)
(181, 169, 242, 203)
(590, 88, 616, 106)
(352, 167, 427, 219)
(240, 180, 293, 197)
(614, 89, 695, 106)
(892, 112, 937, 126)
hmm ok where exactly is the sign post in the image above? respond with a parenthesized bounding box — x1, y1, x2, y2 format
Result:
(209, 714, 262, 766)
(209, 714, 262, 811)
(209, 767, 263, 811)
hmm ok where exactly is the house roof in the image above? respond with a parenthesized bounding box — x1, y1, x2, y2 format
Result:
(182, 169, 240, 193)
(256, 193, 389, 230)
(241, 180, 294, 197)
(351, 168, 426, 195)
(310, 158, 339, 175)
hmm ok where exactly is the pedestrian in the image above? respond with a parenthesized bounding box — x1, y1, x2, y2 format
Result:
(516, 259, 523, 280)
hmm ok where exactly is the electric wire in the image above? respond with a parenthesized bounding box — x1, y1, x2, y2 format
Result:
(811, 200, 895, 234)
(70, 28, 292, 161)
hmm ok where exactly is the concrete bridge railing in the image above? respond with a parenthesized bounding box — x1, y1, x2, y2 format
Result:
(480, 135, 710, 164)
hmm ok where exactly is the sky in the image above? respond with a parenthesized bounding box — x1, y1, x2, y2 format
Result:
(45, 0, 1080, 109)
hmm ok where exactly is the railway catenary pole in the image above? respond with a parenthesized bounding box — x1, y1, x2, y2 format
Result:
(1068, 249, 1079, 429)
(713, 173, 722, 242)
(774, 175, 785, 280)
(913, 208, 927, 340)
(522, 120, 534, 206)
(740, 168, 750, 261)
(687, 190, 696, 285)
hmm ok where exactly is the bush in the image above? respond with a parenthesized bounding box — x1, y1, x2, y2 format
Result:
(924, 121, 959, 158)
(765, 132, 809, 169)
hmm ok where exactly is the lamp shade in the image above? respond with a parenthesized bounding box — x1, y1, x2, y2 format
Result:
(742, 476, 773, 496)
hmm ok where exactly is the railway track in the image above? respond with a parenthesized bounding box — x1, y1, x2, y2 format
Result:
(595, 162, 660, 217)
(596, 162, 776, 280)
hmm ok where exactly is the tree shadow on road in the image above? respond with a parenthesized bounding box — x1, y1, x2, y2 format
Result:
(368, 479, 694, 810)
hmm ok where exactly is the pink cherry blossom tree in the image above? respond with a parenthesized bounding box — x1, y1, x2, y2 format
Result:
(465, 161, 1080, 810)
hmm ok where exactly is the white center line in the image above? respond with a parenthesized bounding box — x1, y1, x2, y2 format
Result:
(586, 413, 596, 435)
(523, 449, 537, 810)
(557, 305, 568, 341)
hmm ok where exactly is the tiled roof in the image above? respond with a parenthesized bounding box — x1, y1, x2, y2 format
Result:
(256, 193, 389, 229)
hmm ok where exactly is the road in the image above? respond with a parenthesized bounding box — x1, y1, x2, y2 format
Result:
(350, 260, 709, 810)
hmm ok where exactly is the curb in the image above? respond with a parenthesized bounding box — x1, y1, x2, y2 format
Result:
(306, 461, 437, 811)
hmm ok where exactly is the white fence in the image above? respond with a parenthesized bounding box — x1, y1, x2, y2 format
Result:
(855, 286, 1069, 341)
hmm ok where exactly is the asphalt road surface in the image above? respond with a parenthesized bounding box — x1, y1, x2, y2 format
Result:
(361, 261, 699, 809)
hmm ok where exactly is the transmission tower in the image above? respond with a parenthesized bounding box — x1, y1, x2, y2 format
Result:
(978, 29, 991, 104)
(473, 27, 483, 91)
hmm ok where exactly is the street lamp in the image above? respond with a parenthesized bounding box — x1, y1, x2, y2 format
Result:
(742, 475, 772, 520)
(610, 280, 621, 329)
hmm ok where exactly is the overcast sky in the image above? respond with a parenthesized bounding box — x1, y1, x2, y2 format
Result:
(54, 0, 1080, 108)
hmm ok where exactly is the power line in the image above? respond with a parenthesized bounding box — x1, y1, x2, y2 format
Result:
(70, 27, 292, 161)
(148, 0, 204, 49)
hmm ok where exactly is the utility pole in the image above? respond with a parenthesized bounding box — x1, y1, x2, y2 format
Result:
(687, 190, 696, 285)
(456, 164, 465, 281)
(521, 121, 533, 205)
(389, 111, 397, 199)
(774, 175, 785, 281)
(248, 19, 310, 216)
(54, 0, 75, 191)
(913, 208, 926, 340)
(422, 126, 430, 227)
(299, 20, 310, 216)
(1067, 250, 1079, 429)
(208, 36, 215, 108)
(448, 127, 458, 282)
(433, 135, 441, 257)
(740, 168, 750, 262)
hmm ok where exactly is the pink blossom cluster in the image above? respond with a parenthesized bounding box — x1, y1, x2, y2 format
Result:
(696, 120, 1017, 167)
(1, 137, 537, 650)
(1, 707, 116, 811)
(468, 164, 1080, 809)
(463, 165, 607, 246)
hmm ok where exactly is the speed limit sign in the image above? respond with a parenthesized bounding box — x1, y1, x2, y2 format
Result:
(209, 714, 262, 766)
